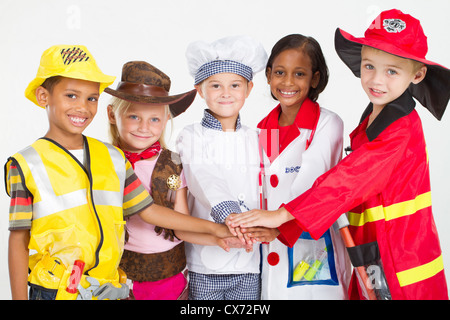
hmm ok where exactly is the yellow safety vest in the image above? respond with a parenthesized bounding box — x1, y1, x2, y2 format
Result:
(10, 136, 126, 296)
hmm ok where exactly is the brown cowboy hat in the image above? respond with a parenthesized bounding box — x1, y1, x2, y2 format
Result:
(104, 61, 196, 117)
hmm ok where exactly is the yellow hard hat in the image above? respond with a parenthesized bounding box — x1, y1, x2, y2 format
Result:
(25, 45, 116, 107)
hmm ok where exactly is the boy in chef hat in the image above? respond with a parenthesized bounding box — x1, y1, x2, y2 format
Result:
(176, 35, 272, 300)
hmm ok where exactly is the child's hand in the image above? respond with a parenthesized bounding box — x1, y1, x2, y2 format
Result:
(213, 222, 233, 239)
(217, 237, 254, 253)
(225, 214, 246, 242)
(226, 207, 292, 230)
(244, 227, 280, 243)
(225, 214, 261, 247)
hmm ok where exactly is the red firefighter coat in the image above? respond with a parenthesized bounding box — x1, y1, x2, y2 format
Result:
(278, 92, 448, 300)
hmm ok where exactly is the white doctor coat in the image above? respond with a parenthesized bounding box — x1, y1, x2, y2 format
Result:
(258, 101, 352, 299)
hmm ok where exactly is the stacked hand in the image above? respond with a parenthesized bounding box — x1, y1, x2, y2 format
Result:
(213, 222, 254, 252)
(224, 208, 290, 245)
(225, 207, 293, 243)
(217, 236, 254, 253)
(214, 207, 293, 252)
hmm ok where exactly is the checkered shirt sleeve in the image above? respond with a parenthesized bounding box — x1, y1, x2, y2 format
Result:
(210, 200, 242, 224)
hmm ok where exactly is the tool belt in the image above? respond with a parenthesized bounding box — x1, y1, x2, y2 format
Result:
(119, 242, 186, 282)
(28, 253, 67, 291)
(29, 254, 128, 300)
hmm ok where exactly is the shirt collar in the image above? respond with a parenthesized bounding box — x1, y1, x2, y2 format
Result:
(361, 90, 416, 141)
(257, 98, 320, 130)
(201, 109, 242, 131)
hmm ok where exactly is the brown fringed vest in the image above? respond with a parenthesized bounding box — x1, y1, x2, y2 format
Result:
(119, 149, 186, 282)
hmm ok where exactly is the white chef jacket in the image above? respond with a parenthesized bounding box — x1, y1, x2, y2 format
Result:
(176, 110, 261, 275)
(259, 105, 352, 299)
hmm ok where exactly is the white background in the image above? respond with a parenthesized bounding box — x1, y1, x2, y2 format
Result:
(0, 0, 448, 300)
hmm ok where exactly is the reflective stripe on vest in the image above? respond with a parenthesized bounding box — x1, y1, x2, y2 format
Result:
(94, 142, 125, 206)
(19, 140, 125, 219)
(14, 137, 126, 288)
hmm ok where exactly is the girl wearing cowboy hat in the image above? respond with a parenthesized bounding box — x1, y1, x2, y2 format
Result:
(227, 9, 449, 300)
(106, 61, 247, 300)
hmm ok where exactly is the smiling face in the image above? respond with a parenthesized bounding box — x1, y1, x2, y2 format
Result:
(266, 48, 320, 112)
(108, 102, 169, 154)
(360, 46, 427, 112)
(36, 77, 100, 149)
(195, 73, 253, 131)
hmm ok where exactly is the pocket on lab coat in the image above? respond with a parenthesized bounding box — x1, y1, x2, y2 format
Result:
(287, 229, 339, 287)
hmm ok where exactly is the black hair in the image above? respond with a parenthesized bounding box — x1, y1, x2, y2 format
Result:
(265, 34, 329, 102)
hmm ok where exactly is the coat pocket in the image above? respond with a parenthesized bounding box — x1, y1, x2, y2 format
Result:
(287, 229, 339, 287)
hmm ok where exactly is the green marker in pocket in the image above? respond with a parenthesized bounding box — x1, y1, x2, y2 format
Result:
(304, 248, 327, 281)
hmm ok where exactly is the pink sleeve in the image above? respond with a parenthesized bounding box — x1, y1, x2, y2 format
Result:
(179, 169, 187, 189)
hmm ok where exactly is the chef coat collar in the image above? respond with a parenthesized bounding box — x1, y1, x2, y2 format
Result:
(201, 109, 242, 131)
(257, 98, 320, 130)
(360, 90, 416, 141)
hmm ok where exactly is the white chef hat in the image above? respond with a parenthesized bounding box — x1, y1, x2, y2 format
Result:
(186, 35, 268, 85)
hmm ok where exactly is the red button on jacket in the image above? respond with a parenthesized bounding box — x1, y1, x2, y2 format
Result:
(270, 174, 278, 188)
(267, 252, 280, 266)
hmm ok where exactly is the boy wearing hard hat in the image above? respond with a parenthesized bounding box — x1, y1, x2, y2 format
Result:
(5, 45, 232, 300)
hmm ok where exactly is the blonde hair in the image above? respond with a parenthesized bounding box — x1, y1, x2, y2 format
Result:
(108, 96, 173, 149)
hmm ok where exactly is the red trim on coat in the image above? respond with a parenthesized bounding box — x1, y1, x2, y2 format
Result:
(258, 98, 320, 162)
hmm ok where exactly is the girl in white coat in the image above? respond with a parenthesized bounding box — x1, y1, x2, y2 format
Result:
(242, 34, 352, 299)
